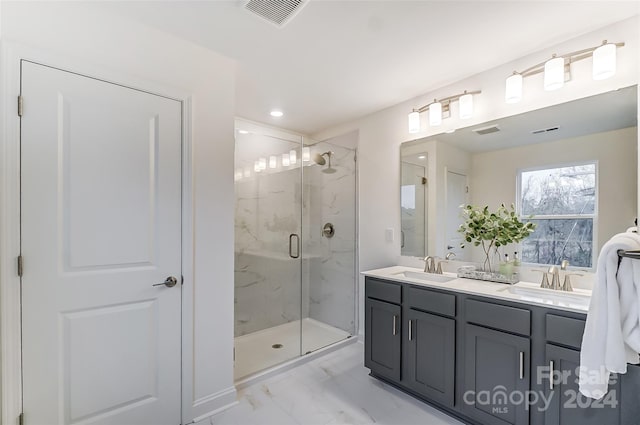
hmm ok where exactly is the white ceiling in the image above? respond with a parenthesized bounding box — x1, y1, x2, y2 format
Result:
(103, 1, 640, 134)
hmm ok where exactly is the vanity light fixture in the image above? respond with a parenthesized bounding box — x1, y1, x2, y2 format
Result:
(593, 42, 617, 80)
(302, 147, 311, 162)
(289, 149, 297, 165)
(408, 110, 420, 133)
(544, 55, 565, 91)
(458, 92, 474, 119)
(505, 73, 523, 104)
(258, 157, 267, 171)
(408, 90, 481, 133)
(269, 155, 277, 169)
(254, 160, 261, 173)
(429, 101, 442, 126)
(505, 40, 624, 103)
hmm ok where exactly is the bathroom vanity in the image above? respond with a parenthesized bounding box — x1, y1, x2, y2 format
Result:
(363, 267, 640, 425)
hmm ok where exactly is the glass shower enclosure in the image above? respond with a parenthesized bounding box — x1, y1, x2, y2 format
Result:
(233, 120, 356, 380)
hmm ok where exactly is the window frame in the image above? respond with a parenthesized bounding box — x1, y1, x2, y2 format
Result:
(515, 160, 599, 270)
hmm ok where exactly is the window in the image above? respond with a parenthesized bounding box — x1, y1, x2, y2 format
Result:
(518, 163, 597, 268)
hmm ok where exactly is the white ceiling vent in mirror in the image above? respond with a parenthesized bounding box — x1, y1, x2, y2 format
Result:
(472, 125, 501, 136)
(245, 0, 308, 27)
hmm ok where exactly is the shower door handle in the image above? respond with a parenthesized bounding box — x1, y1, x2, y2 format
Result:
(289, 233, 300, 259)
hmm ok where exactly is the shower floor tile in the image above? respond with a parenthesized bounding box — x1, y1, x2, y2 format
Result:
(234, 318, 351, 380)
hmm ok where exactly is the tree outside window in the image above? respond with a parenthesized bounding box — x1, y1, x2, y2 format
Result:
(518, 163, 596, 268)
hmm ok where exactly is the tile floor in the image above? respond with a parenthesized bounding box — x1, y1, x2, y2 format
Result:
(209, 341, 463, 425)
(235, 318, 352, 380)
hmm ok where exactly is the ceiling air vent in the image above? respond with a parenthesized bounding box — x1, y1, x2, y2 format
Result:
(244, 0, 308, 28)
(531, 126, 559, 135)
(472, 125, 501, 135)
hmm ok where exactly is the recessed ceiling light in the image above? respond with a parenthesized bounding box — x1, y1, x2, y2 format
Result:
(418, 155, 426, 160)
(270, 110, 284, 117)
(238, 130, 249, 134)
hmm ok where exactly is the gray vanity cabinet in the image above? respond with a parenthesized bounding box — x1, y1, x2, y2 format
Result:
(364, 279, 402, 382)
(404, 308, 456, 406)
(464, 324, 531, 425)
(364, 276, 638, 425)
(544, 313, 624, 424)
(544, 344, 621, 425)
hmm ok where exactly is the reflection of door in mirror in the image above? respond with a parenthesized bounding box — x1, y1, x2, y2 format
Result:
(401, 160, 427, 257)
(446, 170, 469, 261)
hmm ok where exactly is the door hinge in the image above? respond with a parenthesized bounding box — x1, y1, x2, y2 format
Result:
(466, 186, 469, 193)
(17, 255, 23, 277)
(422, 177, 427, 185)
(18, 96, 23, 117)
(18, 412, 24, 425)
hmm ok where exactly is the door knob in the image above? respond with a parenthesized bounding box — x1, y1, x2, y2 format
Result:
(153, 276, 178, 288)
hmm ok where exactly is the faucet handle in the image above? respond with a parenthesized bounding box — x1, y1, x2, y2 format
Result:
(533, 269, 551, 289)
(561, 273, 583, 292)
(560, 259, 570, 270)
(436, 260, 448, 274)
(445, 252, 456, 261)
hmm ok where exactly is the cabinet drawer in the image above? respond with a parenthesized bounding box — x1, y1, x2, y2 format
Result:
(465, 299, 531, 336)
(365, 278, 401, 304)
(546, 314, 585, 349)
(407, 286, 456, 317)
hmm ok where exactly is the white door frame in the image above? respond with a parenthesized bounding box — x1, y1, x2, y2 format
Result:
(0, 42, 196, 425)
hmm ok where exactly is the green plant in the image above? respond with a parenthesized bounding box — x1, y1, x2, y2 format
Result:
(458, 203, 536, 273)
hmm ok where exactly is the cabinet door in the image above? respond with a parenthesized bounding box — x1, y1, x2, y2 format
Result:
(545, 344, 621, 425)
(365, 298, 401, 382)
(405, 309, 455, 406)
(464, 324, 530, 425)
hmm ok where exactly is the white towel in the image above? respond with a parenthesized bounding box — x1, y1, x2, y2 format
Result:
(579, 232, 640, 399)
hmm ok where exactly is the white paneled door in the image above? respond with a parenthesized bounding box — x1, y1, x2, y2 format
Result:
(21, 61, 182, 425)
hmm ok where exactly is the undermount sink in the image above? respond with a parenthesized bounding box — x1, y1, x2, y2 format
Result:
(392, 270, 456, 283)
(499, 284, 591, 308)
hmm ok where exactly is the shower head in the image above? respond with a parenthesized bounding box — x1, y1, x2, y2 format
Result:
(313, 151, 336, 173)
(313, 153, 326, 166)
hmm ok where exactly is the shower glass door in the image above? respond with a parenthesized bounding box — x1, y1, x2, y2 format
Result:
(301, 138, 357, 354)
(233, 122, 303, 380)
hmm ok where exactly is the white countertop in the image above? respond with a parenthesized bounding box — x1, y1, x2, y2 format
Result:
(362, 265, 592, 314)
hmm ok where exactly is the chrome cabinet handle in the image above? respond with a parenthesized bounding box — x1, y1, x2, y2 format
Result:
(153, 276, 178, 288)
(392, 315, 397, 335)
(408, 319, 413, 341)
(549, 360, 554, 390)
(519, 352, 525, 380)
(289, 233, 300, 259)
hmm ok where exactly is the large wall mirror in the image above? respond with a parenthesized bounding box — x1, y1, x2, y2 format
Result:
(400, 85, 638, 269)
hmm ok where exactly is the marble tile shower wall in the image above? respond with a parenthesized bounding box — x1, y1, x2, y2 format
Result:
(234, 139, 356, 338)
